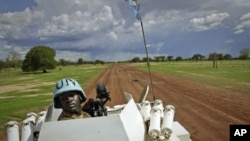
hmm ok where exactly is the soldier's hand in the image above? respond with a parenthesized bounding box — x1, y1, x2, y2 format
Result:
(82, 98, 95, 115)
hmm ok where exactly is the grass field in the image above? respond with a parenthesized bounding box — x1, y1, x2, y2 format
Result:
(138, 60, 250, 94)
(0, 64, 108, 138)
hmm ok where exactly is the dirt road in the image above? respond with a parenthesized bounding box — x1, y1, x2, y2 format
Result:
(84, 63, 250, 141)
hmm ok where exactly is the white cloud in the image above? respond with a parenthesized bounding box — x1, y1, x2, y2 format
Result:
(0, 0, 250, 61)
(37, 5, 123, 40)
(155, 42, 164, 52)
(225, 40, 234, 44)
(240, 13, 250, 21)
(0, 8, 43, 39)
(3, 44, 12, 49)
(188, 12, 230, 32)
(234, 12, 250, 34)
(234, 29, 244, 34)
(231, 0, 250, 7)
(143, 10, 185, 29)
(55, 50, 92, 61)
(109, 31, 118, 40)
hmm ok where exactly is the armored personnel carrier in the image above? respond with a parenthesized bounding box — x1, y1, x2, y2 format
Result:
(6, 85, 191, 141)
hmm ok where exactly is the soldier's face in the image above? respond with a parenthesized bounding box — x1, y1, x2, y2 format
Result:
(59, 92, 82, 114)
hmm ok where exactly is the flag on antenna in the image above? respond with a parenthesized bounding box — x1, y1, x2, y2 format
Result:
(125, 0, 141, 21)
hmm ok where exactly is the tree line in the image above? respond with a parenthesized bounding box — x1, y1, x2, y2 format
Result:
(0, 46, 106, 72)
(129, 49, 250, 62)
(0, 45, 249, 72)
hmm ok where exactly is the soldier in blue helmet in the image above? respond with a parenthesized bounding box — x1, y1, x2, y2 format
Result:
(53, 78, 91, 120)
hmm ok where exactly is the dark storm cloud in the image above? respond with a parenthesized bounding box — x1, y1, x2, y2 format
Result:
(0, 0, 249, 61)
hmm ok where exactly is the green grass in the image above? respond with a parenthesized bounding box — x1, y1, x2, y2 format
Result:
(137, 60, 250, 93)
(0, 64, 108, 138)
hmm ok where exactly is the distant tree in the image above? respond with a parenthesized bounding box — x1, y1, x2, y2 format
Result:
(0, 60, 5, 71)
(223, 54, 232, 60)
(131, 57, 141, 62)
(167, 56, 173, 61)
(239, 48, 249, 60)
(22, 46, 56, 72)
(95, 59, 104, 64)
(159, 56, 166, 61)
(216, 53, 223, 60)
(192, 54, 205, 61)
(59, 59, 67, 66)
(77, 58, 84, 65)
(154, 56, 160, 62)
(176, 56, 183, 61)
(209, 52, 218, 68)
(142, 57, 152, 62)
(6, 50, 22, 69)
(99, 60, 104, 64)
(208, 53, 216, 60)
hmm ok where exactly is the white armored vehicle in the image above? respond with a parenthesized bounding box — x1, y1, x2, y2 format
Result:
(6, 85, 191, 141)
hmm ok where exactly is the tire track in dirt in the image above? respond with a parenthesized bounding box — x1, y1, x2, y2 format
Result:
(83, 64, 115, 97)
(105, 63, 126, 106)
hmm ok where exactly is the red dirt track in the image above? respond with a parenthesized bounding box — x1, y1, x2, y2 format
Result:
(84, 63, 250, 141)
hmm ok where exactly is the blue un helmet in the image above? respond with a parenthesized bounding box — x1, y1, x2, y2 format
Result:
(53, 78, 86, 108)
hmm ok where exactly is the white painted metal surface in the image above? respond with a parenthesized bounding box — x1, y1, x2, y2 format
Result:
(6, 121, 20, 141)
(38, 97, 145, 141)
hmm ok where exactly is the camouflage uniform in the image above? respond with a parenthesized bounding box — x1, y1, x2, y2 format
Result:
(58, 111, 91, 121)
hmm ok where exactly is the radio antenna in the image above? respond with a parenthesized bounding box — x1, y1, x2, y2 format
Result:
(140, 20, 156, 100)
(125, 0, 156, 100)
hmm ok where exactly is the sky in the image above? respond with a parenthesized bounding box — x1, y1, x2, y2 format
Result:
(0, 0, 250, 61)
